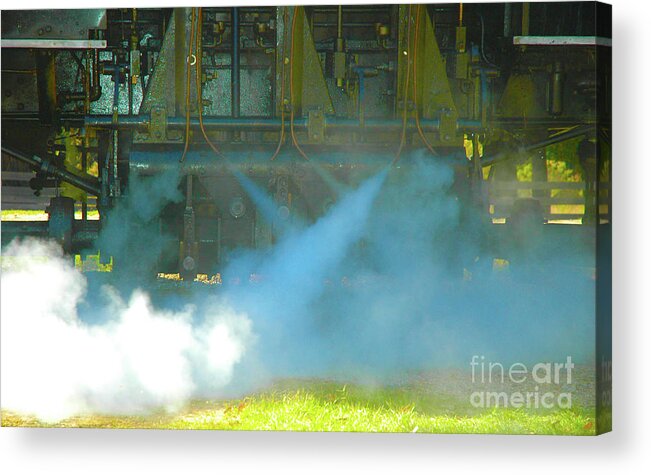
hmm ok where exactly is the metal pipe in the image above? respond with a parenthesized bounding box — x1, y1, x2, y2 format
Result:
(334, 6, 346, 88)
(1, 112, 83, 122)
(1, 69, 37, 74)
(351, 67, 376, 126)
(129, 149, 410, 174)
(85, 114, 482, 131)
(314, 21, 387, 28)
(521, 2, 530, 36)
(1, 145, 101, 196)
(337, 5, 344, 38)
(231, 7, 240, 119)
(482, 125, 594, 166)
(1, 220, 100, 247)
(523, 125, 593, 150)
(35, 114, 589, 129)
(110, 62, 121, 197)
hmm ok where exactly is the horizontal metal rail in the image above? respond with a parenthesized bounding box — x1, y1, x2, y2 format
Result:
(486, 181, 610, 191)
(83, 115, 483, 131)
(513, 36, 612, 47)
(1, 39, 107, 49)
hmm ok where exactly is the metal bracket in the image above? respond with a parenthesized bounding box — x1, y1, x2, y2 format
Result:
(133, 107, 182, 143)
(307, 108, 325, 144)
(149, 107, 168, 141)
(439, 108, 459, 145)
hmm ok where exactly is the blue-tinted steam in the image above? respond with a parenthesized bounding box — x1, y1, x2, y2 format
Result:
(78, 155, 598, 380)
(1, 152, 596, 419)
(307, 160, 350, 197)
(223, 167, 390, 378)
(95, 167, 182, 285)
(230, 168, 308, 238)
(231, 170, 279, 225)
(215, 157, 594, 386)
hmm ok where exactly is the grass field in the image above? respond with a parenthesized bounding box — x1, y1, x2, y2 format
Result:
(1, 209, 99, 221)
(1, 379, 596, 435)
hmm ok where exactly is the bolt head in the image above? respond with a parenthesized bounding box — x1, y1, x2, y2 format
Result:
(182, 256, 195, 271)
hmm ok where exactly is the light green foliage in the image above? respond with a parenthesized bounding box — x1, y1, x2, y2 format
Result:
(2, 380, 595, 435)
(170, 389, 593, 435)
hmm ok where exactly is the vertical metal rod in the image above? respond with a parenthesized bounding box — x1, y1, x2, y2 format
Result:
(130, 7, 139, 116)
(503, 3, 512, 37)
(84, 50, 91, 114)
(186, 174, 193, 208)
(354, 68, 366, 127)
(112, 130, 119, 197)
(112, 63, 121, 121)
(521, 2, 530, 36)
(337, 5, 343, 39)
(101, 139, 111, 209)
(128, 78, 133, 115)
(471, 133, 485, 210)
(335, 6, 345, 88)
(231, 7, 240, 118)
(92, 49, 100, 100)
(111, 63, 121, 197)
(82, 133, 88, 221)
(182, 174, 197, 277)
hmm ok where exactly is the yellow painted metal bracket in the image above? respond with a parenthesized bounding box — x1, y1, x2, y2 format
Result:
(396, 4, 460, 147)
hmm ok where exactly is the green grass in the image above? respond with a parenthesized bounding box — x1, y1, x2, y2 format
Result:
(1, 380, 596, 435)
(1, 209, 99, 221)
(169, 383, 594, 434)
(1, 209, 48, 220)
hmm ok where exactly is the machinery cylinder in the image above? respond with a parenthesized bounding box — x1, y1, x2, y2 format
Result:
(551, 61, 565, 116)
(47, 196, 75, 252)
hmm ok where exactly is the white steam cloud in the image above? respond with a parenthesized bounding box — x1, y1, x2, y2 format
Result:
(0, 168, 387, 421)
(1, 239, 252, 422)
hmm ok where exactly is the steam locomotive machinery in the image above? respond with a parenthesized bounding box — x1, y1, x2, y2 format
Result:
(1, 4, 611, 279)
